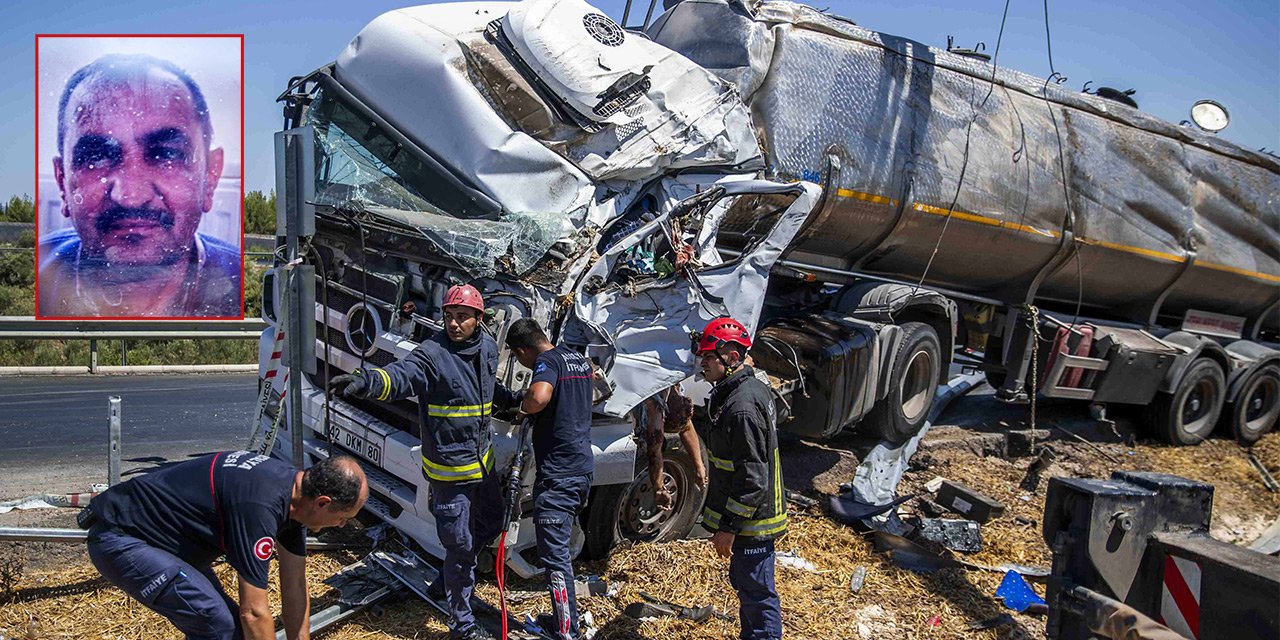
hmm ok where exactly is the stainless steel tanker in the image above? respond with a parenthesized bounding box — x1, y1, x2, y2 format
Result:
(651, 0, 1280, 335)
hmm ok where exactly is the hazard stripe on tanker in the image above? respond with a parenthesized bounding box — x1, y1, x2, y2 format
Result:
(826, 188, 1280, 284)
(1159, 554, 1201, 639)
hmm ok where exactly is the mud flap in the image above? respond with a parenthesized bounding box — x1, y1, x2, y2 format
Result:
(568, 178, 820, 416)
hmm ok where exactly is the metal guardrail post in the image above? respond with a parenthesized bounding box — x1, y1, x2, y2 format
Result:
(121, 339, 128, 366)
(108, 396, 121, 486)
(89, 339, 98, 373)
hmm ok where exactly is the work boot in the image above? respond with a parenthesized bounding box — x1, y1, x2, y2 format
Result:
(451, 625, 495, 640)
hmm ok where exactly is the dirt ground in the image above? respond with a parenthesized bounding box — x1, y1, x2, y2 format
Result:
(2, 404, 1277, 640)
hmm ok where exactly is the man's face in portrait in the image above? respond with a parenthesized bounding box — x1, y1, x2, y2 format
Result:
(53, 66, 223, 269)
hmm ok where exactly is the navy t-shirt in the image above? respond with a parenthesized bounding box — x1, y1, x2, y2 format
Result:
(529, 346, 595, 479)
(90, 451, 306, 589)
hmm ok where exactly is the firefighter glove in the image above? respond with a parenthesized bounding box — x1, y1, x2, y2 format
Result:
(329, 371, 371, 399)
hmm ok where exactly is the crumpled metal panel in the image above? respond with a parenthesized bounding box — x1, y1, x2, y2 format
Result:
(502, 0, 762, 183)
(334, 3, 596, 218)
(569, 178, 820, 416)
(652, 0, 1280, 329)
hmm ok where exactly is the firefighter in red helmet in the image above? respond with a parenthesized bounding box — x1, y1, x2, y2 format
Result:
(695, 317, 786, 639)
(330, 283, 517, 640)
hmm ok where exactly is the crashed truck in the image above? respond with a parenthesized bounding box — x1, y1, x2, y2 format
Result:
(255, 0, 1280, 571)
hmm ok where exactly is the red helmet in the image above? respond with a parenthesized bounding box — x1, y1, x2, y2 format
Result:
(696, 317, 752, 354)
(443, 284, 484, 314)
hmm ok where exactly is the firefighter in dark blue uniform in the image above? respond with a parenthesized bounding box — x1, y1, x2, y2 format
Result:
(505, 318, 595, 640)
(330, 284, 517, 640)
(696, 317, 787, 640)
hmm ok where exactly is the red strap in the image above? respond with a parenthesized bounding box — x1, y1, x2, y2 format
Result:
(209, 454, 226, 551)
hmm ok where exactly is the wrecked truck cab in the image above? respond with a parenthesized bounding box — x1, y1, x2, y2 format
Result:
(256, 0, 820, 570)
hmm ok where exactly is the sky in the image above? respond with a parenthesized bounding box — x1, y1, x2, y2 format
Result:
(1, 0, 1277, 201)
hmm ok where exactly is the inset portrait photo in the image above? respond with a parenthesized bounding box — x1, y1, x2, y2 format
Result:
(36, 35, 243, 319)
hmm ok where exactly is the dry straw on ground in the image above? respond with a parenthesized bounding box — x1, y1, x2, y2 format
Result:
(1, 432, 1276, 639)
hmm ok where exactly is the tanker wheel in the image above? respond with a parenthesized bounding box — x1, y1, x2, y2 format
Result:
(1149, 358, 1225, 446)
(1224, 365, 1280, 446)
(869, 322, 941, 445)
(580, 445, 707, 560)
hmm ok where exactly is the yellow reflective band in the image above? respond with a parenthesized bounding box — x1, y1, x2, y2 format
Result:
(820, 183, 1280, 285)
(372, 368, 392, 401)
(774, 449, 783, 516)
(702, 507, 786, 537)
(740, 514, 788, 537)
(426, 402, 493, 418)
(836, 188, 898, 206)
(726, 498, 755, 518)
(710, 456, 735, 472)
(421, 448, 494, 482)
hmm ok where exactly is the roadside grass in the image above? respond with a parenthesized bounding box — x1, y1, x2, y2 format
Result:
(0, 238, 265, 367)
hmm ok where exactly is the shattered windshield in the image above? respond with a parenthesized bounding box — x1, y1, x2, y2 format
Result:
(304, 88, 489, 219)
(302, 87, 570, 277)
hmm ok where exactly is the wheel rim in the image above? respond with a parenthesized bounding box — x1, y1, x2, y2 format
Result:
(1180, 375, 1219, 435)
(1241, 373, 1280, 436)
(619, 461, 689, 541)
(901, 349, 935, 422)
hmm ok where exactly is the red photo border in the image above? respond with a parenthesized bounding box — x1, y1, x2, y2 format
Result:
(34, 33, 246, 321)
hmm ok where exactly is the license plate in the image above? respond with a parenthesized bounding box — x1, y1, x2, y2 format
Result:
(325, 423, 384, 467)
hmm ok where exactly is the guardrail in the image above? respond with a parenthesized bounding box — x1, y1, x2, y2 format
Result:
(0, 316, 268, 374)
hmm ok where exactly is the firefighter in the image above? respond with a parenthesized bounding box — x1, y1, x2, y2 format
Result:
(83, 453, 367, 640)
(636, 384, 707, 510)
(695, 317, 787, 640)
(504, 318, 595, 640)
(329, 284, 517, 640)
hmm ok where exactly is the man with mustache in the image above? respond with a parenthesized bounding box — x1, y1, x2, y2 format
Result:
(39, 53, 241, 318)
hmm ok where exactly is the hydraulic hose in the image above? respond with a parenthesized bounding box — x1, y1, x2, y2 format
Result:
(498, 416, 535, 640)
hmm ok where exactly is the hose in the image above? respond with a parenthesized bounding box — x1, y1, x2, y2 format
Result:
(498, 416, 535, 640)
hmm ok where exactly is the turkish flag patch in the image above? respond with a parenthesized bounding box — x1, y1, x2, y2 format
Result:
(253, 536, 275, 561)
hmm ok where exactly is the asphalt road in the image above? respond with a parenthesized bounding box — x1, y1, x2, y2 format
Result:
(0, 373, 258, 497)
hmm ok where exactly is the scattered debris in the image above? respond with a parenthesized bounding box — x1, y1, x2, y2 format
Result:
(624, 592, 728, 623)
(916, 497, 946, 518)
(785, 490, 819, 509)
(574, 576, 618, 599)
(995, 570, 1046, 613)
(1051, 423, 1121, 464)
(912, 518, 982, 553)
(1014, 516, 1037, 528)
(776, 550, 820, 573)
(848, 566, 867, 593)
(1249, 451, 1280, 492)
(923, 477, 946, 493)
(1247, 515, 1280, 556)
(926, 614, 941, 628)
(827, 493, 913, 525)
(1018, 446, 1057, 493)
(852, 604, 900, 639)
(967, 613, 1016, 630)
(935, 480, 1006, 523)
(0, 492, 100, 515)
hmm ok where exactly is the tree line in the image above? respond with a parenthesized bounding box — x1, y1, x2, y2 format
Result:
(0, 192, 277, 233)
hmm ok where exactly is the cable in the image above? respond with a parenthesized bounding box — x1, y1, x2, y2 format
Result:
(896, 0, 1013, 311)
(1038, 0, 1086, 328)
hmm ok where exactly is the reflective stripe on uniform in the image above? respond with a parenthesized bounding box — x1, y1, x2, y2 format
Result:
(422, 447, 494, 482)
(710, 455, 735, 472)
(426, 402, 493, 418)
(702, 507, 788, 537)
(373, 368, 392, 401)
(726, 498, 755, 518)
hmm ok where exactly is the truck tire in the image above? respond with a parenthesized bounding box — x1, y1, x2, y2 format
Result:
(580, 445, 707, 560)
(1224, 364, 1280, 446)
(868, 322, 941, 445)
(1149, 358, 1226, 446)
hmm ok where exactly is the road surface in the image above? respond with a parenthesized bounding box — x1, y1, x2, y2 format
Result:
(0, 373, 257, 497)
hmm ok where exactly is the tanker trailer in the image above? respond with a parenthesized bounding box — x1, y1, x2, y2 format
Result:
(649, 0, 1280, 445)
